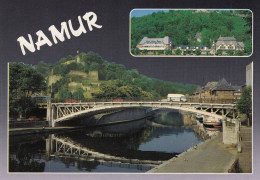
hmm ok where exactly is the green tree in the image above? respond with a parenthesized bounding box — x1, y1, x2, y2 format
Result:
(35, 61, 51, 77)
(134, 48, 140, 55)
(73, 88, 85, 100)
(9, 63, 46, 118)
(186, 49, 191, 55)
(59, 88, 72, 101)
(174, 49, 182, 55)
(142, 49, 148, 55)
(52, 64, 69, 76)
(158, 50, 164, 55)
(89, 62, 100, 71)
(93, 84, 120, 98)
(165, 49, 172, 55)
(244, 40, 252, 55)
(235, 50, 244, 56)
(237, 86, 252, 126)
(216, 49, 223, 55)
(52, 75, 70, 93)
(226, 50, 234, 56)
(194, 49, 201, 55)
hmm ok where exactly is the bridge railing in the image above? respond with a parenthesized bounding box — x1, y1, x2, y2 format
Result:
(187, 98, 238, 104)
(49, 97, 162, 103)
(33, 96, 238, 105)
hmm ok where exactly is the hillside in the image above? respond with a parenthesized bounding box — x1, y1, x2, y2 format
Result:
(35, 52, 198, 100)
(130, 10, 252, 55)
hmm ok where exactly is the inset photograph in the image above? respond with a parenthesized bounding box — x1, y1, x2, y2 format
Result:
(130, 9, 252, 57)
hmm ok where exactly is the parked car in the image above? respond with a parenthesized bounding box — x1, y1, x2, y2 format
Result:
(28, 116, 41, 121)
(65, 99, 77, 103)
(112, 99, 124, 102)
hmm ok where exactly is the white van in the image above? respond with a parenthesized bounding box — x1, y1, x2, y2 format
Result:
(167, 94, 187, 102)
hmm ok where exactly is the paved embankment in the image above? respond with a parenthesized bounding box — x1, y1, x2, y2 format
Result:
(9, 126, 82, 135)
(148, 133, 238, 173)
(237, 126, 252, 173)
(9, 115, 151, 136)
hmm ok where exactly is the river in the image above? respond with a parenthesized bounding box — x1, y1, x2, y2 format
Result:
(9, 109, 221, 173)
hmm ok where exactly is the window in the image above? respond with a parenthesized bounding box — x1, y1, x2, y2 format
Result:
(220, 45, 225, 49)
(228, 45, 233, 49)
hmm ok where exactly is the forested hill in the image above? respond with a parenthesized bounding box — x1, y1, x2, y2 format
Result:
(131, 10, 252, 54)
(35, 52, 198, 100)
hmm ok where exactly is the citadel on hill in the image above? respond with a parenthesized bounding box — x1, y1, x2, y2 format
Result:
(48, 54, 100, 99)
(43, 51, 198, 100)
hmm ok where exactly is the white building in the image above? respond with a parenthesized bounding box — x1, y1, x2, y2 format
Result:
(211, 36, 245, 54)
(137, 36, 173, 51)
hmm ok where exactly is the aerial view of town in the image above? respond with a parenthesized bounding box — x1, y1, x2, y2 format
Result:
(130, 9, 252, 56)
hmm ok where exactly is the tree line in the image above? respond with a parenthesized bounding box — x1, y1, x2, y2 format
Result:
(38, 52, 198, 100)
(9, 52, 199, 118)
(131, 10, 252, 55)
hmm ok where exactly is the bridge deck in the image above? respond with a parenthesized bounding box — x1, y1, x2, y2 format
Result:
(50, 102, 236, 123)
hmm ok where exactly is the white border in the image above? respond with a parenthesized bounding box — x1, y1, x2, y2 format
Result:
(7, 9, 254, 175)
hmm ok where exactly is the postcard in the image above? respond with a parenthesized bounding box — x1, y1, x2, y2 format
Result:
(0, 0, 258, 180)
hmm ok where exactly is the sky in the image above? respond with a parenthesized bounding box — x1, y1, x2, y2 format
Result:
(130, 9, 241, 18)
(131, 9, 169, 17)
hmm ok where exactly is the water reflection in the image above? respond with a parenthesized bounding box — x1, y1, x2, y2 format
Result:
(9, 140, 46, 172)
(9, 110, 221, 173)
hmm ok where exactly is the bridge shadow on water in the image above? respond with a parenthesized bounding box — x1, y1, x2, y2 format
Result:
(9, 109, 222, 172)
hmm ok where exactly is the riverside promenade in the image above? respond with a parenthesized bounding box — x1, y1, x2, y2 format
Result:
(149, 133, 239, 173)
(8, 126, 81, 135)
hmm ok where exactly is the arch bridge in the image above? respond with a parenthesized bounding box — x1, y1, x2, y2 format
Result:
(46, 100, 238, 127)
(45, 134, 163, 169)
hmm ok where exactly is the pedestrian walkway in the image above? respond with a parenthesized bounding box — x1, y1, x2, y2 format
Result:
(149, 133, 238, 173)
(237, 126, 252, 173)
(9, 126, 80, 135)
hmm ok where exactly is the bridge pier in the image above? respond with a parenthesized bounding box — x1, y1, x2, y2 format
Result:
(47, 98, 55, 127)
(222, 117, 240, 146)
(45, 134, 54, 160)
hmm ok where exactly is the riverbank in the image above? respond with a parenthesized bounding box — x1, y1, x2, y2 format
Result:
(148, 133, 239, 173)
(9, 115, 152, 136)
